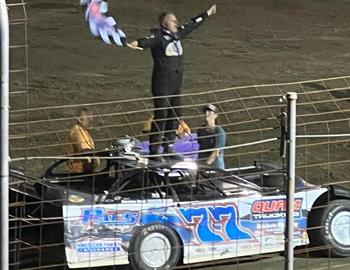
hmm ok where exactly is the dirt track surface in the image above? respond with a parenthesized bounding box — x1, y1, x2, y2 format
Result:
(199, 256, 350, 270)
(15, 0, 350, 108)
(107, 255, 350, 270)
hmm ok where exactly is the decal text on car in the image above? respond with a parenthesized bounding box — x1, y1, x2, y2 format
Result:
(178, 205, 252, 243)
(81, 208, 139, 225)
(251, 199, 303, 220)
(76, 241, 122, 253)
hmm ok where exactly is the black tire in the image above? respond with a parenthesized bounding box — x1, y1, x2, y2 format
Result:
(129, 223, 181, 270)
(308, 199, 350, 257)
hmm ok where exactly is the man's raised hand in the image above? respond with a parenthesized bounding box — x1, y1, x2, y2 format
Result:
(207, 4, 217, 16)
(126, 41, 144, 50)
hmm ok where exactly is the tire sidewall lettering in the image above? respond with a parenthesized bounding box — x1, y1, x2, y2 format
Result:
(140, 223, 166, 237)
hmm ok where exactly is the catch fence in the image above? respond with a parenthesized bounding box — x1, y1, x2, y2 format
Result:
(8, 75, 350, 270)
(5, 1, 350, 270)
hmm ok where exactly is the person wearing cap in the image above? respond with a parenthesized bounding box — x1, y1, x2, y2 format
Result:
(126, 5, 217, 161)
(197, 104, 226, 170)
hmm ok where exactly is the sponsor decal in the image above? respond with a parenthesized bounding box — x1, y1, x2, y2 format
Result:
(251, 199, 303, 220)
(262, 236, 278, 248)
(178, 205, 253, 243)
(75, 241, 122, 253)
(256, 222, 285, 230)
(81, 208, 139, 226)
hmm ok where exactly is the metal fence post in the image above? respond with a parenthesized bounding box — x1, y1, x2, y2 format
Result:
(0, 0, 9, 269)
(285, 92, 297, 270)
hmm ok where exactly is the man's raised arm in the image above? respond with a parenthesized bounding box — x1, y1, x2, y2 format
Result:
(178, 4, 217, 39)
(127, 31, 160, 50)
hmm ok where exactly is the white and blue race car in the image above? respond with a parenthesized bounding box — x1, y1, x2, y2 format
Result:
(9, 139, 350, 270)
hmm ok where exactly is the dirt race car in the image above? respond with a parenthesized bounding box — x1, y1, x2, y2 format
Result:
(9, 138, 350, 270)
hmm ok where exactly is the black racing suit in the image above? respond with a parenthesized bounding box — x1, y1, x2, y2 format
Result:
(137, 11, 209, 153)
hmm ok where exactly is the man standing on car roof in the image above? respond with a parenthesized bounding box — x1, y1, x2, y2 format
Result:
(127, 4, 217, 162)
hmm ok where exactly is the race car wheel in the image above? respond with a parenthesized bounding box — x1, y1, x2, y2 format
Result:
(129, 223, 181, 270)
(309, 199, 350, 257)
